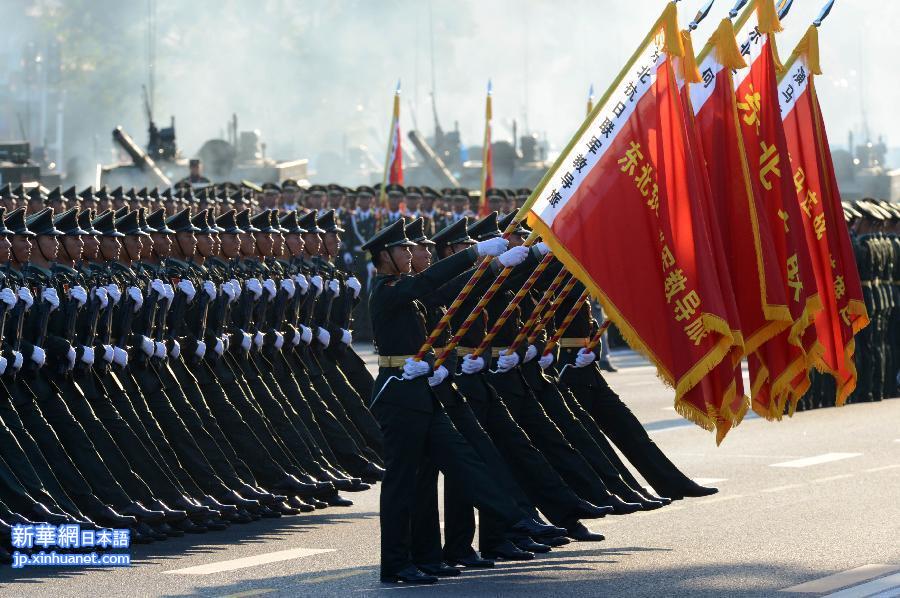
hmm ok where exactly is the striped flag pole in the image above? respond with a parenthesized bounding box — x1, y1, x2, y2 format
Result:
(585, 320, 612, 352)
(505, 268, 571, 355)
(542, 289, 591, 356)
(470, 253, 555, 359)
(527, 275, 579, 347)
(478, 79, 494, 216)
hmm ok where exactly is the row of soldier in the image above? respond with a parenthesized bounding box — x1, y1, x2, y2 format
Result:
(797, 199, 900, 410)
(0, 200, 388, 563)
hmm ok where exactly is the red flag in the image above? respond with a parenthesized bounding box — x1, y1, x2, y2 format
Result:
(527, 3, 736, 432)
(379, 82, 403, 209)
(779, 26, 869, 407)
(733, 0, 822, 419)
(478, 81, 494, 216)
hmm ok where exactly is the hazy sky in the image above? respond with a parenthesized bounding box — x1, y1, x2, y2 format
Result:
(1, 0, 895, 179)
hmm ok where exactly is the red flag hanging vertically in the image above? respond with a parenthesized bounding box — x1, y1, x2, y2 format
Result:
(733, 0, 822, 419)
(778, 25, 869, 407)
(527, 2, 736, 433)
(478, 80, 494, 216)
(379, 81, 403, 208)
(689, 17, 795, 431)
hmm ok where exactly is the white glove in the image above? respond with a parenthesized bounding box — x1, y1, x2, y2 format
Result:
(240, 331, 252, 351)
(222, 280, 237, 303)
(228, 279, 241, 299)
(0, 288, 16, 308)
(202, 280, 217, 301)
(80, 346, 95, 365)
(574, 348, 597, 368)
(150, 279, 166, 297)
(346, 276, 362, 298)
(213, 338, 224, 356)
(273, 331, 284, 349)
(194, 341, 206, 359)
(0, 356, 6, 376)
(310, 275, 324, 296)
(127, 286, 143, 312)
(401, 357, 431, 380)
(316, 327, 330, 347)
(461, 354, 485, 375)
(41, 287, 59, 311)
(253, 331, 264, 349)
(104, 284, 121, 305)
(169, 339, 181, 359)
(279, 278, 295, 298)
(428, 365, 449, 387)
(495, 351, 520, 373)
(475, 237, 509, 257)
(140, 336, 155, 356)
(101, 344, 114, 363)
(222, 334, 230, 352)
(154, 341, 166, 359)
(535, 241, 551, 256)
(162, 283, 175, 306)
(112, 347, 128, 367)
(300, 325, 313, 345)
(293, 273, 309, 294)
(524, 344, 538, 363)
(497, 245, 529, 268)
(262, 278, 277, 299)
(246, 278, 263, 299)
(17, 287, 34, 309)
(340, 329, 352, 345)
(69, 286, 88, 308)
(291, 330, 301, 346)
(12, 351, 23, 370)
(30, 346, 46, 367)
(93, 287, 108, 309)
(327, 279, 340, 296)
(66, 346, 76, 370)
(343, 252, 353, 266)
(177, 279, 196, 303)
(538, 352, 554, 370)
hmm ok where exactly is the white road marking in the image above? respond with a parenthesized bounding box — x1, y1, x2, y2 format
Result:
(165, 548, 335, 575)
(770, 452, 862, 468)
(779, 564, 900, 594)
(693, 478, 727, 486)
(760, 483, 805, 494)
(821, 572, 900, 598)
(865, 464, 900, 473)
(812, 474, 855, 484)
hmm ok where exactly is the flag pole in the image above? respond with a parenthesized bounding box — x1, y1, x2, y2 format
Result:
(541, 289, 591, 356)
(478, 79, 493, 216)
(505, 268, 571, 355)
(586, 84, 594, 117)
(378, 80, 401, 209)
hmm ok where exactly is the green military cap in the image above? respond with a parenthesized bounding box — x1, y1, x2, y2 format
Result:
(191, 209, 217, 234)
(404, 217, 434, 245)
(281, 179, 300, 191)
(166, 208, 201, 233)
(92, 210, 125, 237)
(77, 209, 100, 235)
(356, 185, 375, 196)
(384, 183, 405, 196)
(125, 188, 139, 204)
(235, 209, 259, 233)
(136, 187, 149, 201)
(215, 209, 242, 234)
(116, 209, 149, 237)
(218, 181, 240, 192)
(467, 211, 500, 240)
(137, 207, 156, 234)
(46, 187, 63, 206)
(109, 186, 125, 202)
(307, 184, 327, 194)
(113, 206, 128, 219)
(317, 208, 345, 233)
(93, 186, 109, 204)
(498, 211, 528, 235)
(62, 186, 78, 204)
(181, 188, 197, 204)
(148, 188, 161, 201)
(361, 218, 416, 253)
(146, 208, 175, 234)
(26, 208, 62, 236)
(53, 208, 89, 235)
(298, 210, 325, 233)
(420, 186, 439, 197)
(25, 186, 48, 206)
(262, 182, 281, 192)
(278, 210, 307, 234)
(240, 179, 263, 193)
(431, 217, 475, 248)
(161, 188, 174, 202)
(515, 188, 532, 197)
(0, 184, 13, 201)
(250, 209, 278, 233)
(4, 208, 34, 236)
(0, 207, 12, 236)
(326, 183, 343, 194)
(271, 210, 287, 233)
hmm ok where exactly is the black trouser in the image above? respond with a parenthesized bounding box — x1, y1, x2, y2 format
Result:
(320, 348, 383, 457)
(373, 391, 522, 576)
(338, 346, 375, 403)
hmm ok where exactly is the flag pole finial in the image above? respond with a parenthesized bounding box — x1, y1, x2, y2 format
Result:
(689, 0, 716, 30)
(728, 0, 748, 19)
(813, 0, 834, 26)
(395, 79, 401, 94)
(778, 0, 794, 20)
(487, 79, 493, 95)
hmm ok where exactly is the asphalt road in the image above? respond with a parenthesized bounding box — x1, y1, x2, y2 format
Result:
(1, 349, 898, 597)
